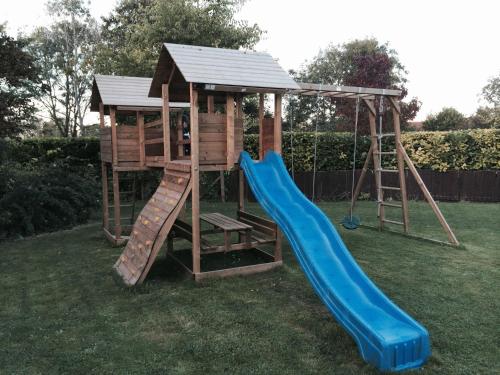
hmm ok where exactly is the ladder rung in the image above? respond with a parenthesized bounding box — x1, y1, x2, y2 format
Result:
(376, 168, 398, 173)
(381, 185, 401, 191)
(373, 151, 397, 155)
(379, 202, 403, 208)
(382, 219, 405, 226)
(109, 204, 134, 208)
(379, 133, 395, 138)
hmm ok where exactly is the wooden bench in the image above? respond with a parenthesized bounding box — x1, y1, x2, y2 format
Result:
(200, 212, 252, 252)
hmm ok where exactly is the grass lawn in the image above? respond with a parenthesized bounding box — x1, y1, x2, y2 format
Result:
(0, 201, 499, 374)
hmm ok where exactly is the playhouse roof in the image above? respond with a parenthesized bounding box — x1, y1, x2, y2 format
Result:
(91, 75, 189, 111)
(149, 43, 300, 98)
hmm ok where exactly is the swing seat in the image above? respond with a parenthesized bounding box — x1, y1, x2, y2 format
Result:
(341, 215, 360, 230)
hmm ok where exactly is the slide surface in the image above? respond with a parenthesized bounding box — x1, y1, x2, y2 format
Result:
(240, 151, 430, 372)
(114, 166, 192, 286)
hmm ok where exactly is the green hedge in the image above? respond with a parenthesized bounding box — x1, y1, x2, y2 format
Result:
(1, 129, 498, 174)
(245, 129, 500, 172)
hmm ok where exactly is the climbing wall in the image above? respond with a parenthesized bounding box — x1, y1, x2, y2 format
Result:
(114, 165, 192, 285)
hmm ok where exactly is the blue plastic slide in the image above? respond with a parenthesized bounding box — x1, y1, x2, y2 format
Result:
(240, 151, 430, 372)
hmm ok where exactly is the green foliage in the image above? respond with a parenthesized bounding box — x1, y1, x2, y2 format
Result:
(423, 107, 467, 131)
(0, 25, 40, 138)
(95, 0, 262, 76)
(468, 106, 500, 129)
(0, 163, 99, 238)
(481, 73, 500, 106)
(290, 38, 421, 133)
(244, 129, 500, 172)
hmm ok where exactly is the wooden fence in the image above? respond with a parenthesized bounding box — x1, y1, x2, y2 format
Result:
(225, 169, 500, 202)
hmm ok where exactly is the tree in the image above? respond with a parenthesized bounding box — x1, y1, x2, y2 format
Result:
(29, 0, 99, 137)
(95, 0, 262, 77)
(482, 74, 500, 107)
(288, 39, 421, 133)
(423, 107, 466, 131)
(0, 25, 40, 138)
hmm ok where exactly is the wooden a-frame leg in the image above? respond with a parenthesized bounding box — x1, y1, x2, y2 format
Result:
(400, 145, 459, 245)
(351, 144, 374, 212)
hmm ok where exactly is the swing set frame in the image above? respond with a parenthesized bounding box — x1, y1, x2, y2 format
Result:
(290, 82, 460, 247)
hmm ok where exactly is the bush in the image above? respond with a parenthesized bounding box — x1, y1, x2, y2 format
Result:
(0, 162, 99, 239)
(244, 128, 500, 172)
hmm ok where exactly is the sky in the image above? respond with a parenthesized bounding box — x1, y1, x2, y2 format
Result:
(2, 0, 500, 121)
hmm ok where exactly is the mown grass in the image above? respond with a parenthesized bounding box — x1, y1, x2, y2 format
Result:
(0, 201, 498, 374)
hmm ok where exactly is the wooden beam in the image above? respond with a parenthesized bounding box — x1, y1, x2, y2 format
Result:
(400, 144, 459, 245)
(167, 63, 177, 85)
(362, 98, 377, 117)
(176, 112, 184, 158)
(226, 93, 235, 166)
(99, 102, 105, 128)
(391, 101, 409, 233)
(258, 94, 265, 160)
(137, 111, 145, 167)
(351, 143, 374, 211)
(190, 84, 201, 274)
(274, 93, 282, 154)
(387, 96, 401, 114)
(116, 106, 163, 113)
(220, 171, 226, 202)
(239, 168, 245, 211)
(162, 84, 171, 165)
(110, 106, 118, 166)
(236, 95, 243, 118)
(193, 261, 282, 282)
(112, 169, 121, 240)
(296, 82, 402, 97)
(207, 95, 215, 114)
(101, 162, 109, 231)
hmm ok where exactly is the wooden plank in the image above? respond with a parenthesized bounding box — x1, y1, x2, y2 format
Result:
(258, 93, 264, 160)
(220, 171, 226, 202)
(99, 102, 105, 128)
(144, 118, 163, 128)
(238, 210, 277, 229)
(194, 261, 283, 282)
(351, 144, 373, 211)
(137, 111, 145, 167)
(401, 144, 459, 245)
(162, 83, 171, 164)
(274, 93, 282, 154)
(110, 107, 118, 166)
(190, 84, 201, 274)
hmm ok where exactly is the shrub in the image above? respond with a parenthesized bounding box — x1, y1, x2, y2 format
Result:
(0, 163, 99, 239)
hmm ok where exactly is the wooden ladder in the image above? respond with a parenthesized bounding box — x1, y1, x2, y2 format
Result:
(368, 100, 409, 233)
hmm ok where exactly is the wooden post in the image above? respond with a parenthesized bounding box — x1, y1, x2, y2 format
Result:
(364, 99, 384, 229)
(274, 93, 282, 154)
(238, 168, 245, 211)
(137, 111, 145, 167)
(112, 169, 121, 240)
(390, 99, 409, 233)
(226, 93, 235, 167)
(110, 106, 118, 167)
(351, 143, 374, 211)
(236, 95, 243, 118)
(176, 112, 184, 158)
(258, 93, 265, 160)
(99, 103, 109, 231)
(401, 146, 459, 245)
(190, 84, 201, 274)
(220, 171, 226, 203)
(162, 83, 171, 164)
(207, 95, 215, 114)
(272, 93, 283, 262)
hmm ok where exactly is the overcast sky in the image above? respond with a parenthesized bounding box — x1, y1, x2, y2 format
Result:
(3, 0, 499, 121)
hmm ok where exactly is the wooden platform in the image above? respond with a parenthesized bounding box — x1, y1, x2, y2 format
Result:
(167, 211, 281, 281)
